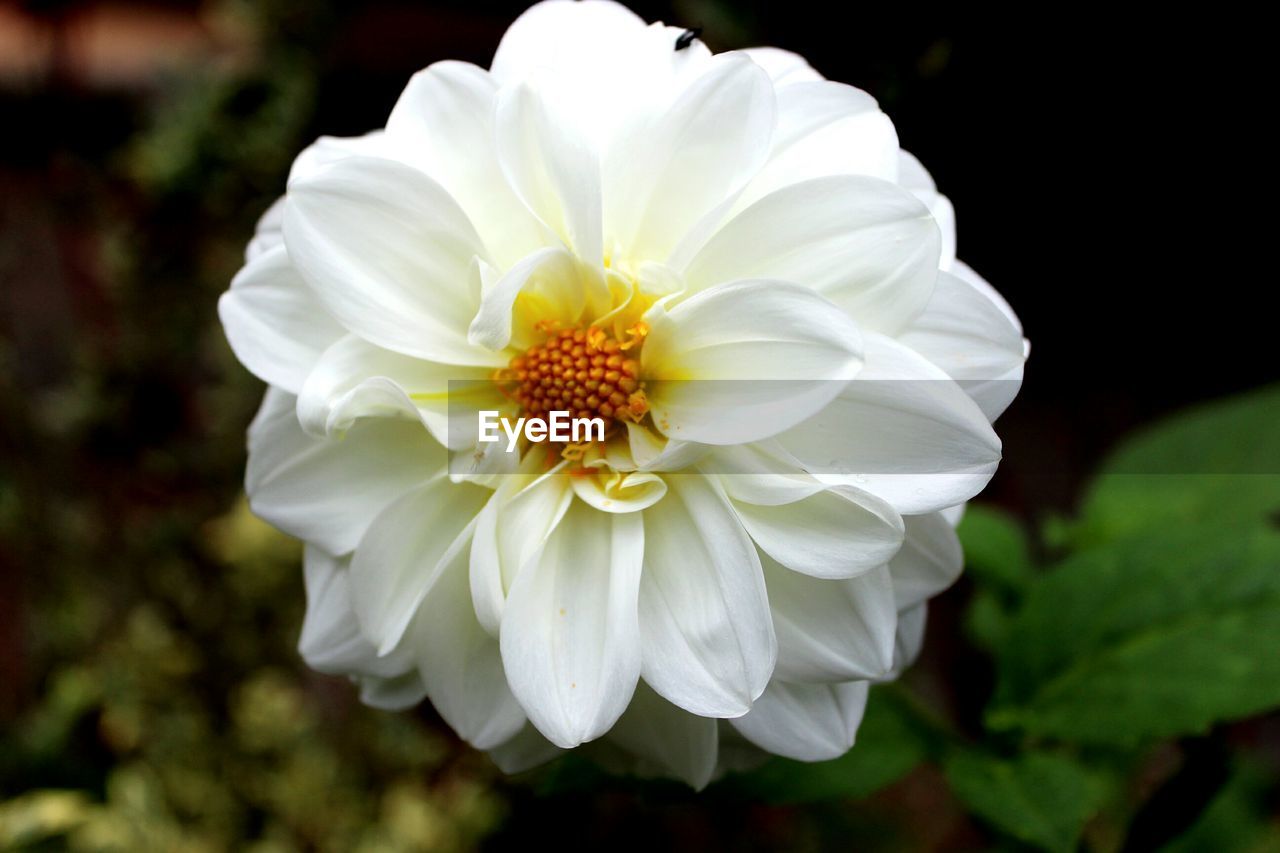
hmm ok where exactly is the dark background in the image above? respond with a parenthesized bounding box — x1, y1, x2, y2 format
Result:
(0, 1, 1269, 850)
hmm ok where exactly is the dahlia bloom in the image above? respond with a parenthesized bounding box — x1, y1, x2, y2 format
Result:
(219, 0, 1027, 787)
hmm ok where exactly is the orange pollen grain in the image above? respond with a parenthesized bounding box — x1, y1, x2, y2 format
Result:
(495, 323, 649, 436)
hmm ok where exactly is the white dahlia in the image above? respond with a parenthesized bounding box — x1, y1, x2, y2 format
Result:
(218, 0, 1027, 787)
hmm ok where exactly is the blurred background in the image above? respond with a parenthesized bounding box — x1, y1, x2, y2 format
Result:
(1, 1, 1276, 850)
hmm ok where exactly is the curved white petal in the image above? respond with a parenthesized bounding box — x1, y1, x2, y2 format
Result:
(386, 60, 546, 267)
(245, 197, 285, 262)
(731, 485, 903, 579)
(246, 388, 444, 555)
(467, 247, 582, 351)
(297, 334, 497, 447)
(288, 131, 399, 184)
(470, 466, 573, 635)
(298, 546, 413, 678)
(683, 176, 940, 334)
(606, 681, 718, 789)
(219, 246, 345, 394)
(357, 671, 429, 712)
(405, 528, 527, 749)
(897, 149, 956, 269)
(765, 555, 897, 682)
(889, 512, 964, 610)
(490, 0, 648, 85)
(349, 475, 489, 654)
(742, 47, 824, 86)
(603, 53, 775, 264)
(283, 156, 496, 365)
(501, 501, 643, 747)
(730, 680, 869, 761)
(495, 78, 602, 264)
(486, 724, 565, 774)
(775, 333, 1002, 514)
(638, 476, 776, 717)
(889, 602, 928, 678)
(897, 270, 1027, 421)
(642, 280, 863, 445)
(571, 469, 668, 513)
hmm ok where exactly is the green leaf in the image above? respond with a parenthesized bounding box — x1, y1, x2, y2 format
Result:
(1077, 384, 1280, 545)
(958, 505, 1036, 595)
(943, 749, 1104, 852)
(1160, 761, 1280, 853)
(719, 688, 931, 803)
(989, 522, 1280, 745)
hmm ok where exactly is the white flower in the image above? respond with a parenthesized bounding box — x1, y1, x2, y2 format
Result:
(218, 0, 1027, 788)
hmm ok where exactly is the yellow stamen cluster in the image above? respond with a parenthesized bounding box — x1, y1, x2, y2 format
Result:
(497, 323, 649, 435)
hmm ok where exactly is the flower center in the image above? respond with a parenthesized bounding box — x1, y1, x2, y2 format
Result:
(496, 323, 650, 437)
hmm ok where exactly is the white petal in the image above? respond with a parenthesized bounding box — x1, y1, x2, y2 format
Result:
(765, 556, 897, 682)
(219, 246, 345, 394)
(348, 476, 489, 655)
(245, 197, 285, 262)
(495, 78, 602, 264)
(571, 469, 668, 513)
(638, 476, 776, 717)
(897, 270, 1026, 421)
(466, 247, 581, 351)
(682, 176, 940, 334)
(486, 724, 565, 774)
(501, 501, 643, 747)
(490, 0, 648, 85)
(742, 47, 823, 86)
(470, 467, 573, 635)
(897, 149, 956, 269)
(889, 512, 963, 610)
(603, 53, 775, 263)
(406, 528, 527, 749)
(607, 681, 718, 789)
(642, 280, 863, 445)
(288, 131, 397, 184)
(296, 334, 497, 446)
(735, 80, 898, 209)
(775, 333, 1002, 514)
(357, 671, 428, 712)
(386, 61, 546, 267)
(246, 388, 444, 555)
(298, 546, 412, 678)
(731, 485, 903, 579)
(889, 603, 928, 677)
(730, 680, 869, 761)
(283, 156, 495, 365)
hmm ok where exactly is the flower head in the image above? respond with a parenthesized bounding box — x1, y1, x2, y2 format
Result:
(219, 0, 1027, 787)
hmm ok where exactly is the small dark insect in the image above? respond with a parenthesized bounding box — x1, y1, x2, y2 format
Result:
(674, 27, 702, 51)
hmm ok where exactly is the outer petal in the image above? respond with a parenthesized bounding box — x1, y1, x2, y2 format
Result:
(404, 528, 527, 749)
(218, 246, 345, 394)
(603, 53, 775, 264)
(775, 333, 1002, 514)
(897, 270, 1027, 421)
(764, 555, 898, 682)
(245, 388, 443, 555)
(638, 476, 776, 717)
(296, 334, 498, 447)
(348, 475, 489, 654)
(898, 149, 956, 269)
(490, 0, 648, 85)
(742, 47, 823, 86)
(642, 280, 863, 445)
(730, 680, 870, 761)
(500, 501, 643, 747)
(486, 724, 565, 774)
(283, 156, 495, 365)
(728, 485, 903, 580)
(298, 545, 414, 679)
(386, 61, 546, 267)
(244, 197, 285, 262)
(889, 512, 964, 611)
(606, 681, 718, 789)
(357, 670, 429, 712)
(682, 176, 940, 334)
(889, 603, 928, 677)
